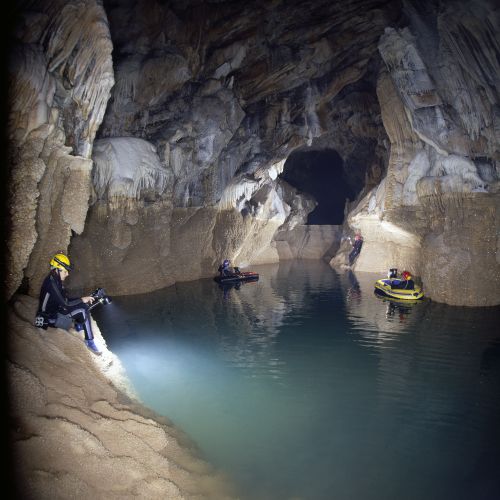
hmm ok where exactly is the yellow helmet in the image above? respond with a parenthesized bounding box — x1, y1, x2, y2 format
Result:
(50, 253, 73, 271)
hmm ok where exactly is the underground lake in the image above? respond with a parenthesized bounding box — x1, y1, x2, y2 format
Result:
(93, 260, 500, 500)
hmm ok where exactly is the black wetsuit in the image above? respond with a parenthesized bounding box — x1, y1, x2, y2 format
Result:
(219, 264, 233, 276)
(37, 270, 94, 340)
(349, 238, 363, 266)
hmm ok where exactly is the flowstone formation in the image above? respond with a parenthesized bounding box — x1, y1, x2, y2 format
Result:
(334, 1, 500, 306)
(6, 0, 500, 306)
(8, 295, 236, 499)
(68, 135, 316, 295)
(6, 0, 114, 298)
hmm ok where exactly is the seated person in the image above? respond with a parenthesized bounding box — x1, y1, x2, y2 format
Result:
(218, 259, 233, 277)
(401, 271, 415, 289)
(390, 279, 404, 289)
(390, 271, 415, 290)
(404, 278, 415, 289)
(36, 253, 101, 355)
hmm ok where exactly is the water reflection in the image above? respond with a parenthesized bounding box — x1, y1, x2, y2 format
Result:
(94, 261, 500, 500)
(218, 281, 242, 300)
(382, 298, 414, 319)
(338, 269, 425, 345)
(345, 269, 362, 304)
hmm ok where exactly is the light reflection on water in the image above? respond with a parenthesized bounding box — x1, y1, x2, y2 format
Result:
(94, 261, 500, 500)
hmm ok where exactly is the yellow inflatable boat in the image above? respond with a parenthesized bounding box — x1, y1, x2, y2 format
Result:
(374, 277, 424, 301)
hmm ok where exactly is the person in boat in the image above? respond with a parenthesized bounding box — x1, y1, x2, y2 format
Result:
(218, 259, 234, 277)
(389, 269, 415, 290)
(348, 233, 363, 266)
(401, 270, 415, 289)
(35, 253, 102, 355)
(388, 268, 398, 279)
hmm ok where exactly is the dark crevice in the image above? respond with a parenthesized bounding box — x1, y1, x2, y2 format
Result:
(280, 149, 361, 225)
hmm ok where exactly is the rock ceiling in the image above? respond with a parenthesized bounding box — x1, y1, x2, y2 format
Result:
(6, 0, 500, 305)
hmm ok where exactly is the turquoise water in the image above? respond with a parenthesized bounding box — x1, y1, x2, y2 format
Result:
(94, 261, 500, 500)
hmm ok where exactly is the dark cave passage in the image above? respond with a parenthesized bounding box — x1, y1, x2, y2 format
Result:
(280, 149, 357, 225)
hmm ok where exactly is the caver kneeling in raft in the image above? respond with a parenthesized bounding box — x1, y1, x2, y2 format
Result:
(218, 259, 241, 277)
(387, 269, 415, 289)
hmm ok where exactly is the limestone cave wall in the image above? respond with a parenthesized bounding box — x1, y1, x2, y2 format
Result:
(6, 0, 114, 298)
(336, 0, 500, 306)
(6, 0, 500, 306)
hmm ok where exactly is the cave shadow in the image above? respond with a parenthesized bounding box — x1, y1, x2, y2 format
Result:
(279, 149, 359, 225)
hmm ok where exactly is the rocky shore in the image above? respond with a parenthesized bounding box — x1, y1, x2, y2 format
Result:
(7, 295, 236, 499)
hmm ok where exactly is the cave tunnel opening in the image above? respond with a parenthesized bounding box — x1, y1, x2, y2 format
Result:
(280, 149, 358, 225)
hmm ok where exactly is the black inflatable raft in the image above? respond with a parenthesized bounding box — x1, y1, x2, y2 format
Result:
(214, 271, 259, 284)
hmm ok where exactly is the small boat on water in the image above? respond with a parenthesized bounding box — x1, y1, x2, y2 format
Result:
(214, 271, 259, 285)
(374, 277, 424, 301)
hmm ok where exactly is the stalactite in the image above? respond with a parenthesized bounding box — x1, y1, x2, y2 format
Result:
(218, 177, 261, 211)
(439, 10, 500, 142)
(8, 45, 55, 137)
(304, 84, 321, 146)
(92, 138, 169, 201)
(42, 0, 114, 155)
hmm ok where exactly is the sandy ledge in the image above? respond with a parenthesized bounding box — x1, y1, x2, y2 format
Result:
(7, 294, 237, 499)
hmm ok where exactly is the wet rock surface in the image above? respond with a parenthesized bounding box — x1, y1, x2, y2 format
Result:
(7, 295, 236, 499)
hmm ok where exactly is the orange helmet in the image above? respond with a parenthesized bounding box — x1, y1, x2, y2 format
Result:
(402, 271, 412, 280)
